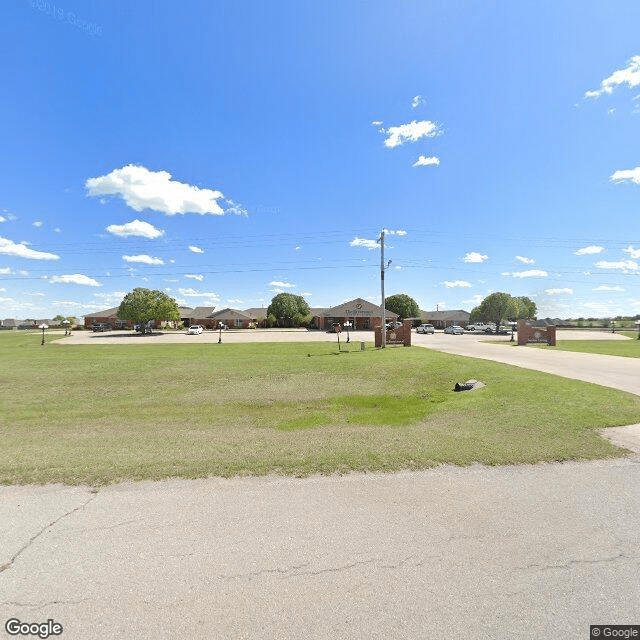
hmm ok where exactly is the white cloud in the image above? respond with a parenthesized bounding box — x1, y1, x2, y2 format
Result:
(595, 260, 638, 272)
(189, 245, 204, 254)
(593, 285, 625, 292)
(611, 167, 640, 185)
(412, 155, 440, 167)
(33, 221, 43, 228)
(507, 270, 548, 278)
(443, 280, 472, 288)
(224, 199, 248, 216)
(106, 219, 164, 239)
(0, 216, 6, 223)
(177, 287, 221, 300)
(463, 252, 488, 263)
(371, 120, 383, 127)
(350, 237, 379, 250)
(623, 245, 640, 259)
(383, 120, 440, 148)
(462, 295, 484, 306)
(122, 254, 164, 265)
(49, 274, 101, 287)
(269, 281, 295, 288)
(516, 256, 535, 264)
(574, 245, 604, 256)
(0, 237, 59, 260)
(585, 55, 640, 98)
(227, 299, 244, 304)
(411, 95, 425, 109)
(185, 274, 204, 281)
(86, 164, 226, 215)
(94, 291, 127, 305)
(545, 288, 573, 296)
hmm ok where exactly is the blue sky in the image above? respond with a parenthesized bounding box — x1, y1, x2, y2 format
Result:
(2, 0, 639, 320)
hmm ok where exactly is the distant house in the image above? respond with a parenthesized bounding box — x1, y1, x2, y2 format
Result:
(420, 309, 470, 329)
(1, 319, 19, 330)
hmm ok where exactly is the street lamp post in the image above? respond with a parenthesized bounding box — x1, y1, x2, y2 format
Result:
(509, 321, 516, 342)
(611, 321, 615, 334)
(344, 321, 351, 343)
(62, 319, 70, 336)
(218, 322, 224, 343)
(39, 323, 48, 346)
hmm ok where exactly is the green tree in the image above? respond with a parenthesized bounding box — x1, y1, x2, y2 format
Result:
(118, 288, 180, 333)
(267, 293, 310, 327)
(511, 296, 537, 320)
(384, 293, 420, 319)
(469, 292, 515, 328)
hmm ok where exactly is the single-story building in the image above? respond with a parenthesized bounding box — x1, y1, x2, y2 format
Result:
(84, 306, 194, 329)
(207, 308, 255, 329)
(420, 309, 470, 329)
(311, 298, 399, 331)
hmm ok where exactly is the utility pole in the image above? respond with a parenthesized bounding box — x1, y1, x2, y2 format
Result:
(380, 229, 386, 348)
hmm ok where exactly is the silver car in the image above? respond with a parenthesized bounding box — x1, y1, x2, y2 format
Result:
(416, 324, 435, 334)
(443, 325, 464, 335)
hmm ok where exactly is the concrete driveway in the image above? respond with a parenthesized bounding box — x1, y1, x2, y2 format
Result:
(2, 330, 639, 639)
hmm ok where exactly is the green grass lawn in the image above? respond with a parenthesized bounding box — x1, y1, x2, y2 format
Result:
(528, 332, 640, 358)
(1, 331, 639, 485)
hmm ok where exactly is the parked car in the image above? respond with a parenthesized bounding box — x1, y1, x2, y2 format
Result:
(444, 325, 464, 335)
(188, 324, 203, 334)
(385, 321, 402, 329)
(416, 324, 435, 334)
(466, 323, 488, 332)
(92, 322, 112, 332)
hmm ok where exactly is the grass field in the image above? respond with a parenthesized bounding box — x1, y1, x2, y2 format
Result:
(529, 332, 640, 358)
(2, 331, 640, 485)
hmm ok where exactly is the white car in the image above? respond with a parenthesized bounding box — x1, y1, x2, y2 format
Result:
(188, 325, 203, 335)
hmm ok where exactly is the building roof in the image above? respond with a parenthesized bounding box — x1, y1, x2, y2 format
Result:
(320, 297, 398, 318)
(190, 306, 216, 319)
(84, 307, 120, 319)
(210, 308, 252, 320)
(421, 309, 470, 320)
(244, 307, 269, 318)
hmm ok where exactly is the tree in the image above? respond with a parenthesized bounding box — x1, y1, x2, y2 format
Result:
(470, 293, 537, 327)
(118, 288, 180, 333)
(267, 293, 310, 327)
(384, 293, 420, 319)
(469, 292, 514, 328)
(511, 296, 536, 320)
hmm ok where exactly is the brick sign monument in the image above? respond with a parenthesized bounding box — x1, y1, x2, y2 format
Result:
(374, 319, 412, 347)
(517, 319, 556, 346)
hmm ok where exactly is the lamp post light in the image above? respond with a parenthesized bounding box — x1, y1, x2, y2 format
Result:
(611, 321, 615, 334)
(344, 320, 351, 343)
(39, 323, 48, 346)
(218, 322, 224, 343)
(62, 319, 70, 336)
(509, 321, 516, 342)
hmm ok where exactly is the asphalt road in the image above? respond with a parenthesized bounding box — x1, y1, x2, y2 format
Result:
(2, 330, 639, 639)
